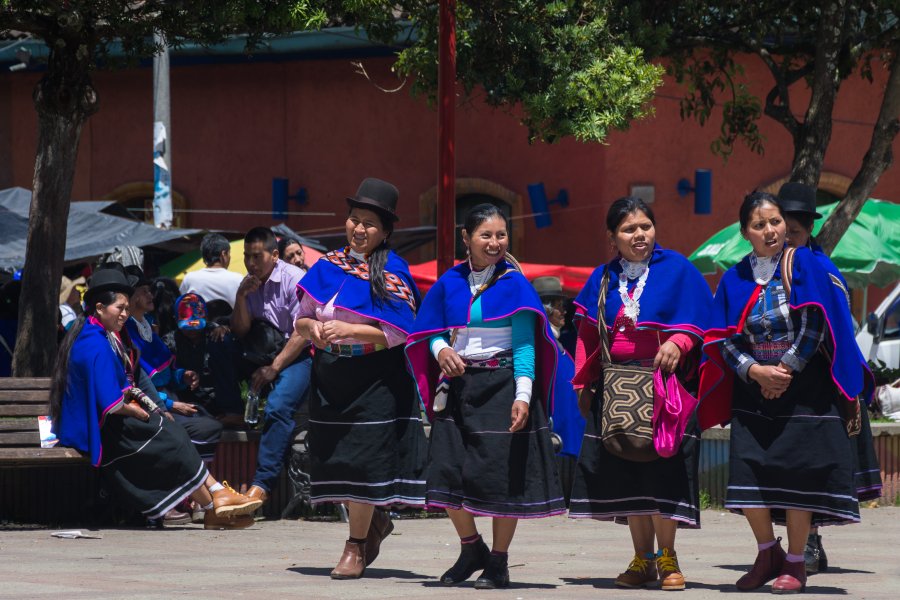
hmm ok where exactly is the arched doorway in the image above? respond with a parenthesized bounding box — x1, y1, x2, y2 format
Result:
(103, 182, 189, 228)
(759, 172, 851, 206)
(418, 178, 524, 262)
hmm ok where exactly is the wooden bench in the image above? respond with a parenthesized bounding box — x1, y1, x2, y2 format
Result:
(0, 377, 87, 466)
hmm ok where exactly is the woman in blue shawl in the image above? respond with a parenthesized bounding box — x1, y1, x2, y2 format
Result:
(123, 267, 223, 463)
(50, 266, 261, 529)
(568, 197, 712, 591)
(406, 204, 564, 590)
(294, 178, 426, 580)
(778, 182, 882, 575)
(698, 192, 874, 594)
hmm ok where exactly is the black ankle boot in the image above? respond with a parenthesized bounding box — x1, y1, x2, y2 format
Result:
(474, 553, 510, 590)
(817, 534, 829, 572)
(440, 538, 490, 585)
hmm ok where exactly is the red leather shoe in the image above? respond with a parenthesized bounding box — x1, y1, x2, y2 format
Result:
(736, 539, 786, 591)
(772, 559, 807, 594)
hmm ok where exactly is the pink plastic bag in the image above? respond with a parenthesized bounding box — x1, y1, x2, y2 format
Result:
(652, 369, 699, 458)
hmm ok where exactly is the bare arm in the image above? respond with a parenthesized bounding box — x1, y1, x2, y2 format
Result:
(231, 275, 259, 339)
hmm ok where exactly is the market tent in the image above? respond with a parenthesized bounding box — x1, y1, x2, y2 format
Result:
(159, 238, 324, 285)
(689, 199, 900, 288)
(0, 187, 202, 271)
(408, 260, 596, 295)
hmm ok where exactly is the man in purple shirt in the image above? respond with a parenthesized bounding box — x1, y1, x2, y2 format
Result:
(208, 226, 311, 508)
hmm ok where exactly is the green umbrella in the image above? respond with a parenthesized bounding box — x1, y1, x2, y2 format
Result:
(689, 199, 900, 288)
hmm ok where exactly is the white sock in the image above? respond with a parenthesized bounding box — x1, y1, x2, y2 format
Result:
(208, 482, 224, 493)
(203, 502, 213, 511)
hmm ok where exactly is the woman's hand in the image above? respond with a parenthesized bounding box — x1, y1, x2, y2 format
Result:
(118, 401, 150, 422)
(182, 370, 199, 390)
(208, 325, 230, 342)
(437, 347, 466, 378)
(171, 401, 198, 416)
(510, 400, 530, 432)
(322, 320, 356, 343)
(748, 364, 792, 399)
(653, 340, 682, 373)
(297, 318, 328, 349)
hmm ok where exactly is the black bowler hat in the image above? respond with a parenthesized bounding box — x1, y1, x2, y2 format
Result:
(124, 265, 151, 288)
(346, 177, 400, 222)
(84, 268, 134, 305)
(777, 182, 822, 219)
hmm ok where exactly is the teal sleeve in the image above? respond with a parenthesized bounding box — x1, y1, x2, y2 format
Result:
(429, 332, 451, 354)
(511, 311, 536, 380)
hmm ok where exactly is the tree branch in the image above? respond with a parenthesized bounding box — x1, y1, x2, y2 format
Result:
(818, 42, 900, 254)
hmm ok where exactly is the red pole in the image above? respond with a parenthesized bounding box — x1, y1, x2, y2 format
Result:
(437, 0, 457, 276)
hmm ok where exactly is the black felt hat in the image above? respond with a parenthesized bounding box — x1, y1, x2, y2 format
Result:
(777, 182, 822, 219)
(124, 265, 151, 288)
(84, 268, 134, 305)
(346, 177, 400, 222)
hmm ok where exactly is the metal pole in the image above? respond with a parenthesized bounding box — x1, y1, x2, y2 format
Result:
(152, 31, 173, 229)
(437, 0, 457, 276)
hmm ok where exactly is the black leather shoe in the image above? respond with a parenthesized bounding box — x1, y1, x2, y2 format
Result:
(474, 553, 510, 590)
(817, 534, 829, 572)
(440, 538, 490, 585)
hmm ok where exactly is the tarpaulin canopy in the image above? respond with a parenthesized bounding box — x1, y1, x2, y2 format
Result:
(0, 187, 202, 271)
(408, 260, 596, 295)
(689, 199, 900, 288)
(159, 238, 324, 285)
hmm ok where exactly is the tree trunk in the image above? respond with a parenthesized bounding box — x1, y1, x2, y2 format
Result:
(789, 0, 847, 185)
(11, 41, 97, 377)
(817, 47, 900, 255)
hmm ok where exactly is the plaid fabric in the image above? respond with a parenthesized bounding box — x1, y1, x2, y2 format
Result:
(722, 278, 826, 380)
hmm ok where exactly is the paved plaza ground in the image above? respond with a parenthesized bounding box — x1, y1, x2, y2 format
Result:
(2, 508, 898, 599)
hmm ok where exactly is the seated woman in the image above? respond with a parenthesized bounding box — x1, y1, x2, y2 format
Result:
(51, 267, 261, 529)
(124, 266, 223, 463)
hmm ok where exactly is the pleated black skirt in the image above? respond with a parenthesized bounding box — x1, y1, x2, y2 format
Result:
(100, 412, 209, 520)
(569, 382, 701, 527)
(426, 367, 566, 519)
(308, 346, 427, 506)
(853, 405, 883, 502)
(726, 353, 860, 526)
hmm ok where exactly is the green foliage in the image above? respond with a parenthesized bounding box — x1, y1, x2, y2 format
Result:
(338, 1, 664, 144)
(612, 1, 900, 159)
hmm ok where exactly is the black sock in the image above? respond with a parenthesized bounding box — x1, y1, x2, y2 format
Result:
(348, 536, 367, 545)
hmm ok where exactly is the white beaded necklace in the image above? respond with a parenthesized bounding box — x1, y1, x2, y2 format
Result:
(749, 250, 782, 285)
(468, 260, 496, 295)
(618, 258, 650, 323)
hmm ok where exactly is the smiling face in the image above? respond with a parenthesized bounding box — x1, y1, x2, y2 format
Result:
(96, 293, 130, 333)
(608, 210, 655, 262)
(345, 207, 388, 255)
(784, 214, 812, 249)
(743, 201, 786, 257)
(463, 215, 509, 270)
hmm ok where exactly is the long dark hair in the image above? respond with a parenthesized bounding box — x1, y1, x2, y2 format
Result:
(151, 277, 180, 337)
(50, 289, 120, 422)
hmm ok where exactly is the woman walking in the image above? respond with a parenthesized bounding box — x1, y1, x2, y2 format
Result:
(698, 191, 874, 593)
(568, 197, 712, 591)
(295, 177, 426, 579)
(406, 203, 565, 589)
(51, 266, 261, 529)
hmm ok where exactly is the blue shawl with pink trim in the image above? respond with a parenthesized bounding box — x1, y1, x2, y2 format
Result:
(405, 261, 559, 420)
(572, 245, 712, 385)
(53, 321, 130, 466)
(697, 246, 874, 430)
(124, 318, 175, 380)
(296, 249, 420, 335)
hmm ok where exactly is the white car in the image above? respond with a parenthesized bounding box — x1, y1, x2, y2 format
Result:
(857, 283, 900, 369)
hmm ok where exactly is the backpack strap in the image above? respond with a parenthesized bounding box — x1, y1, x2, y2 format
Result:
(780, 247, 796, 297)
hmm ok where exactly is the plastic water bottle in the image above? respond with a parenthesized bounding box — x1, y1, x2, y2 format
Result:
(244, 390, 260, 426)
